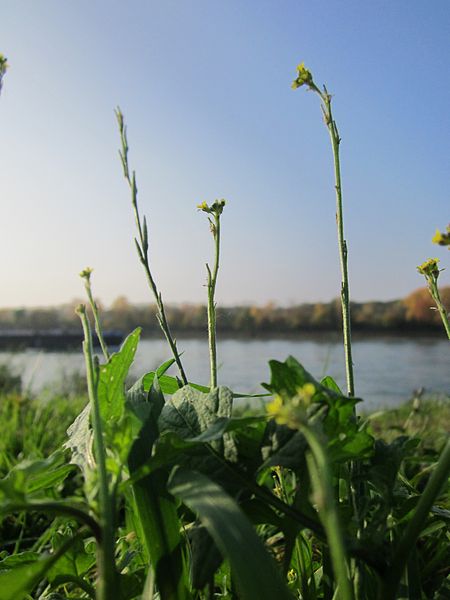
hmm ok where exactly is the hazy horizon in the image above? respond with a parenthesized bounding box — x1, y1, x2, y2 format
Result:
(0, 284, 445, 312)
(1, 1, 449, 309)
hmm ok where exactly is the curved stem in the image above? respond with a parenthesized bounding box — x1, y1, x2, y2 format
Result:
(1, 501, 101, 542)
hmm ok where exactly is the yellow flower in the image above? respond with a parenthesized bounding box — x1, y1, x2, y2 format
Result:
(266, 394, 283, 417)
(197, 201, 210, 212)
(432, 225, 450, 248)
(417, 258, 440, 278)
(291, 62, 314, 90)
(79, 267, 93, 281)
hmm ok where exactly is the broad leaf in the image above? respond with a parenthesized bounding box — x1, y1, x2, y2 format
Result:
(168, 467, 293, 600)
(127, 377, 191, 600)
(0, 535, 79, 600)
(97, 328, 141, 422)
(158, 385, 235, 459)
(64, 403, 94, 480)
(47, 531, 95, 583)
(0, 452, 73, 506)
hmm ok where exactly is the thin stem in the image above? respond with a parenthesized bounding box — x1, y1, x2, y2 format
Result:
(77, 305, 117, 600)
(303, 426, 354, 600)
(0, 501, 101, 542)
(115, 108, 188, 386)
(80, 269, 110, 361)
(380, 438, 450, 600)
(320, 90, 355, 398)
(314, 85, 362, 596)
(207, 212, 221, 388)
(429, 281, 450, 340)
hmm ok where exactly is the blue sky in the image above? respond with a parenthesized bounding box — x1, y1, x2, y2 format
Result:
(0, 0, 449, 307)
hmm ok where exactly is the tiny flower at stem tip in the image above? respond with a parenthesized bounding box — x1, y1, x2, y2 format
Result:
(79, 267, 94, 281)
(291, 62, 314, 90)
(197, 199, 226, 216)
(197, 201, 210, 212)
(417, 258, 440, 279)
(75, 303, 86, 316)
(432, 224, 450, 248)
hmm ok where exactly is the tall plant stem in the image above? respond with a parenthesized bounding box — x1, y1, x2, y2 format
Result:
(380, 438, 450, 600)
(303, 426, 354, 600)
(115, 108, 188, 386)
(80, 268, 110, 361)
(429, 281, 450, 340)
(293, 67, 355, 397)
(320, 90, 355, 397)
(77, 305, 117, 600)
(207, 212, 221, 388)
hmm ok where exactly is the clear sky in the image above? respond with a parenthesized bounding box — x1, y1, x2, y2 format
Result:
(0, 0, 449, 308)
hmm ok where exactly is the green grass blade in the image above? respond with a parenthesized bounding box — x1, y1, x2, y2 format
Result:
(168, 467, 293, 600)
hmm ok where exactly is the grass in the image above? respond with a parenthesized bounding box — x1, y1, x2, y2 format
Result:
(368, 394, 450, 449)
(0, 61, 449, 600)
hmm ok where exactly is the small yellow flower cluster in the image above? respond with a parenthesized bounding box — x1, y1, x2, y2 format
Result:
(79, 267, 94, 281)
(266, 383, 317, 429)
(432, 225, 450, 249)
(196, 199, 226, 216)
(417, 258, 440, 279)
(291, 62, 314, 90)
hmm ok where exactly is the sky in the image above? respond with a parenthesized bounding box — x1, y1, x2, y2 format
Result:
(0, 0, 449, 308)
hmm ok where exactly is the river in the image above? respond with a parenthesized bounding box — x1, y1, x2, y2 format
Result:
(2, 334, 449, 412)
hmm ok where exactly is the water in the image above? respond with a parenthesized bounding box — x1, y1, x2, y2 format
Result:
(1, 336, 449, 412)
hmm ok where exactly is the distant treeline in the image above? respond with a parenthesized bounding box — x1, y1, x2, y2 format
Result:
(0, 286, 449, 337)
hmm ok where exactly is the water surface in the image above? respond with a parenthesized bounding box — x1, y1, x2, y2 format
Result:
(1, 336, 448, 412)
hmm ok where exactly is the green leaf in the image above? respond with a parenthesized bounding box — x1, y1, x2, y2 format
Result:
(188, 524, 223, 590)
(47, 531, 95, 583)
(0, 452, 74, 505)
(64, 404, 94, 480)
(158, 385, 238, 470)
(142, 371, 209, 396)
(264, 357, 374, 464)
(126, 416, 264, 488)
(321, 375, 343, 395)
(0, 552, 39, 568)
(127, 377, 191, 600)
(168, 467, 293, 600)
(264, 356, 322, 397)
(260, 421, 308, 471)
(158, 385, 234, 455)
(0, 555, 56, 600)
(0, 535, 79, 600)
(156, 358, 176, 377)
(97, 328, 141, 421)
